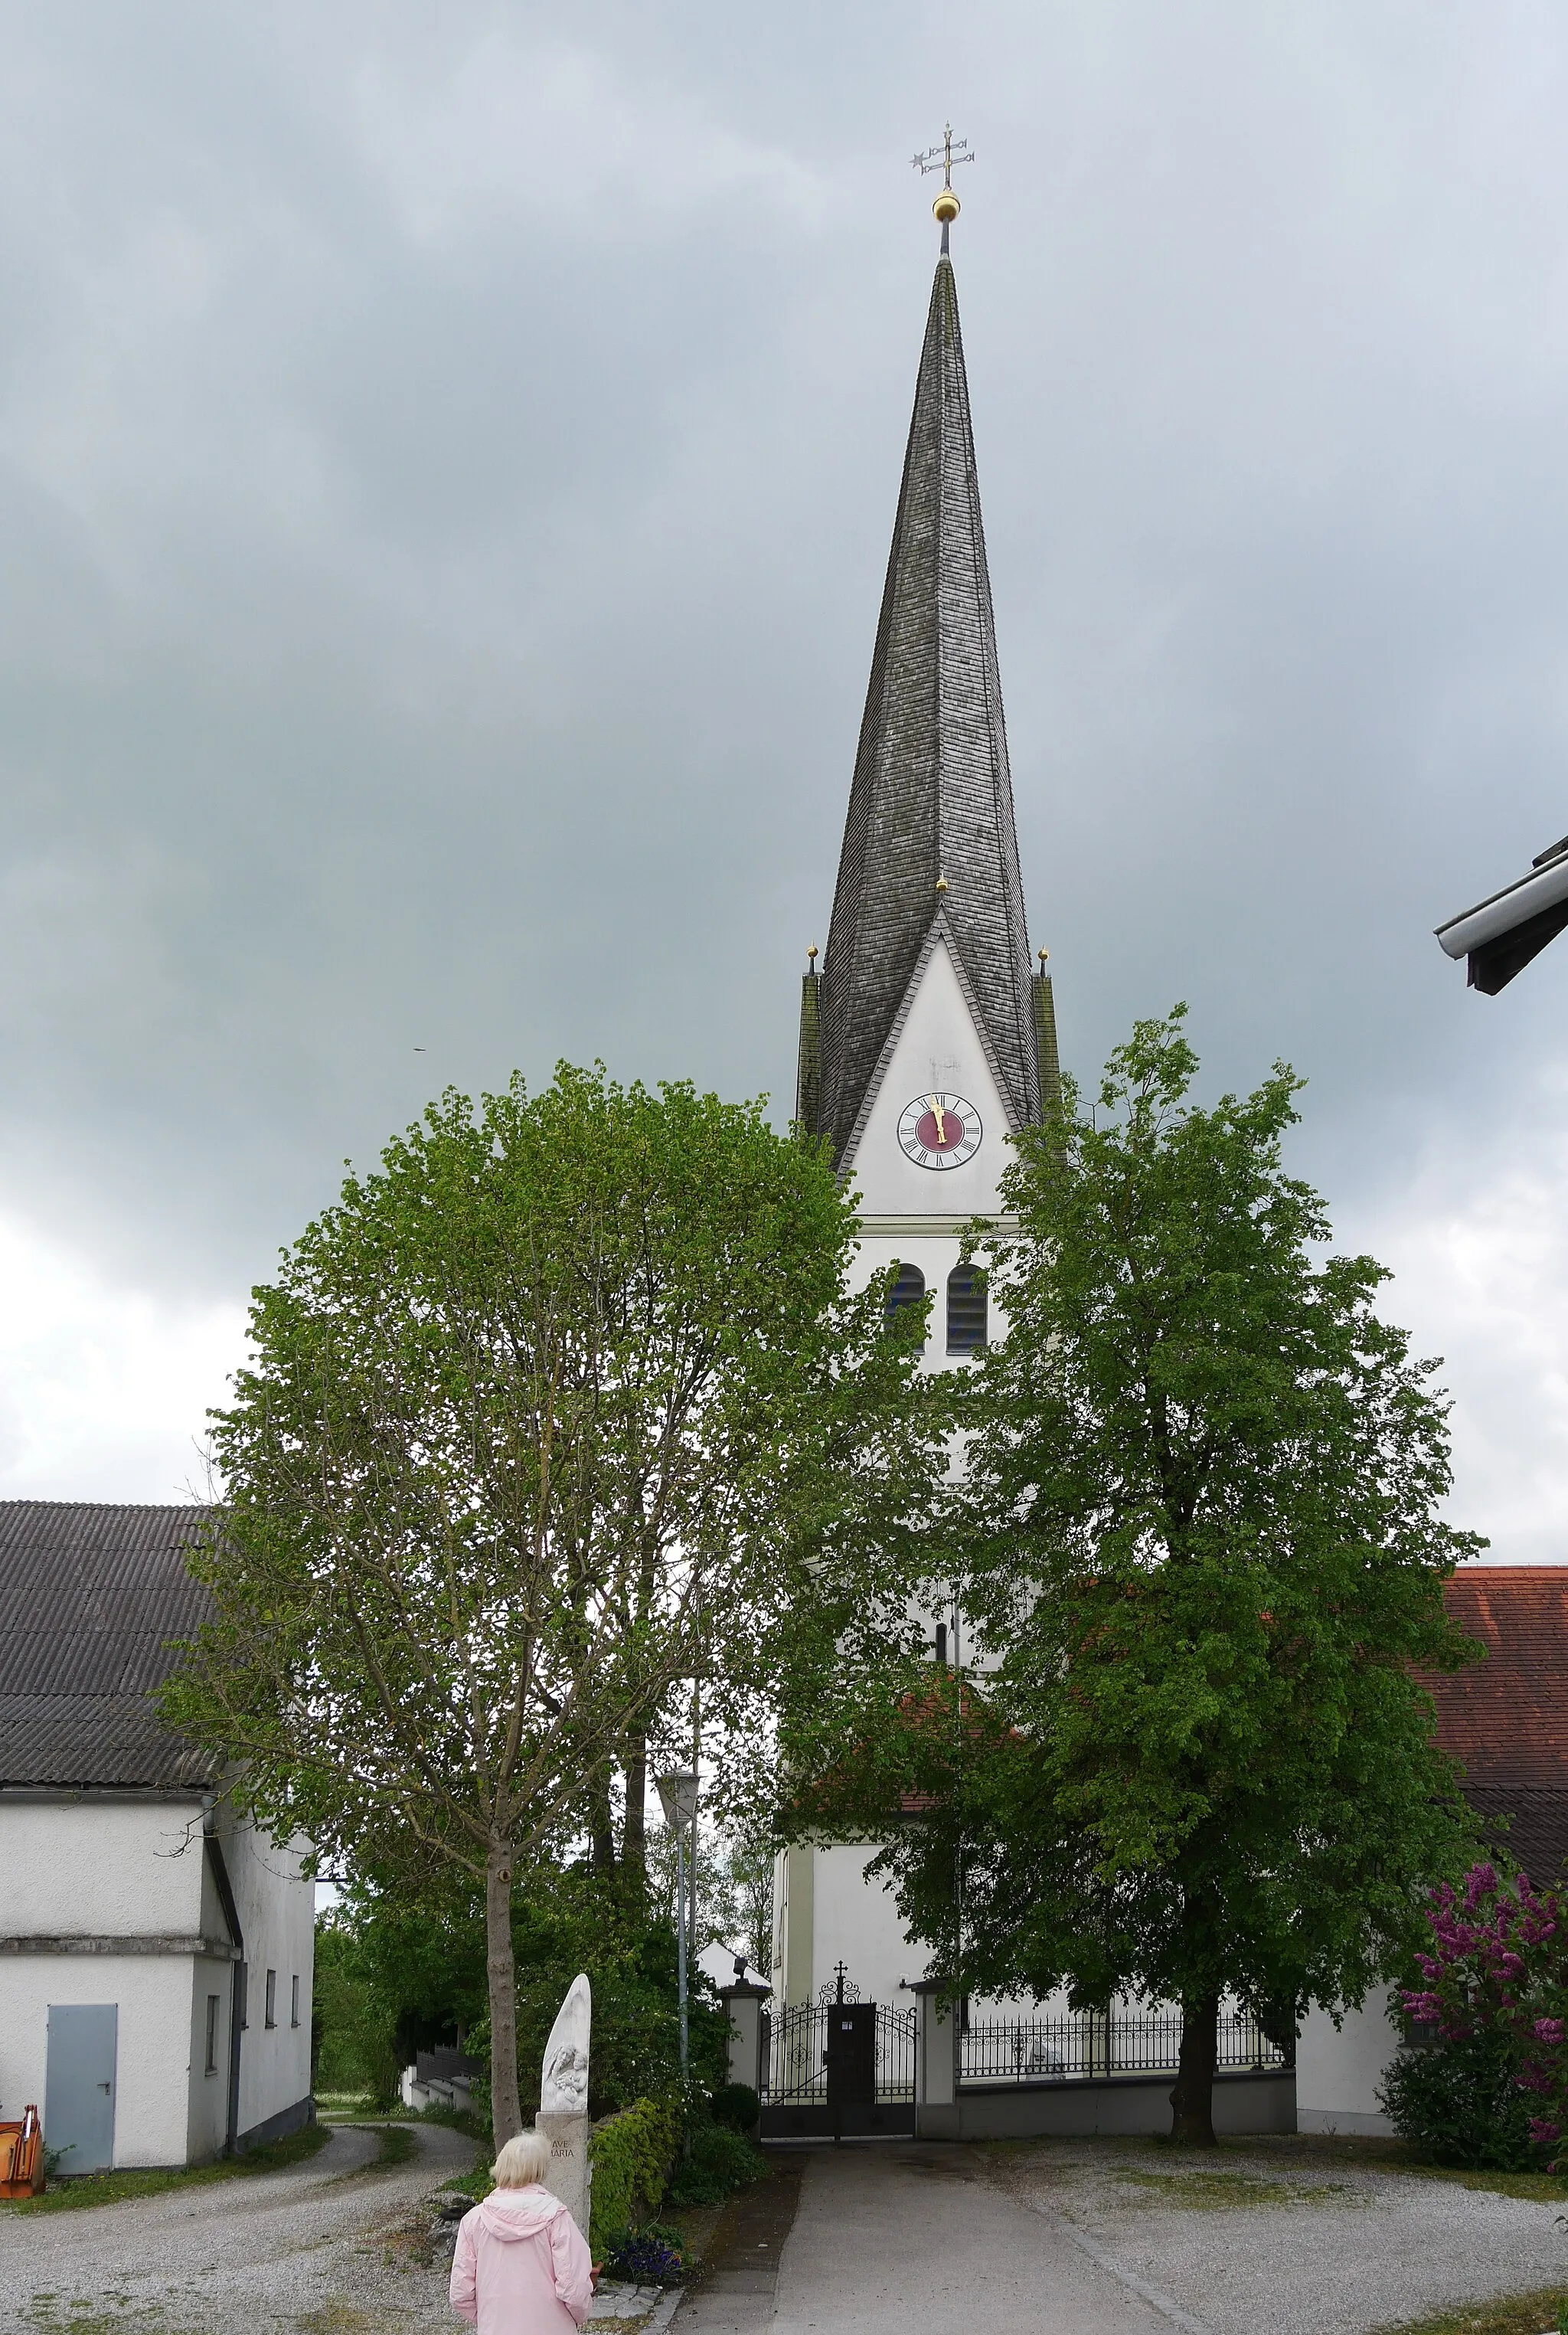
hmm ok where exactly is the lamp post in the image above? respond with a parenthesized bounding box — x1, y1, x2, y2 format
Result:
(655, 1770, 699, 2082)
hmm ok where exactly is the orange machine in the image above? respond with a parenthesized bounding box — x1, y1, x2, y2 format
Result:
(0, 2106, 44, 2199)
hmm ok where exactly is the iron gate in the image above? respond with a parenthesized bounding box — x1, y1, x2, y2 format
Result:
(760, 1987, 918, 2137)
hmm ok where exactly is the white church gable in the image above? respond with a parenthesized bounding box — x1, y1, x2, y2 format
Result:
(843, 935, 1014, 1218)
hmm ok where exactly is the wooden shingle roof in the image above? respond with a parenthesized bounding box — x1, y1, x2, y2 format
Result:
(815, 253, 1038, 1166)
(0, 1501, 217, 1790)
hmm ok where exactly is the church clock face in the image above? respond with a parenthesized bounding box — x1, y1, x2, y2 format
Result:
(897, 1091, 982, 1171)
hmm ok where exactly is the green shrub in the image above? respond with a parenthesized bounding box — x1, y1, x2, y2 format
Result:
(665, 2123, 768, 2207)
(709, 2083, 760, 2133)
(1380, 2028, 1544, 2170)
(588, 2098, 679, 2255)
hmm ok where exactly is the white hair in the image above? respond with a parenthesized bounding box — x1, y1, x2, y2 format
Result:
(491, 2129, 553, 2189)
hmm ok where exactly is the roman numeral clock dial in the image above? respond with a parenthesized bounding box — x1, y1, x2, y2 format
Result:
(897, 1091, 982, 1171)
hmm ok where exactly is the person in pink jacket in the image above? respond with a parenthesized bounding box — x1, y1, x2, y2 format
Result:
(450, 2130, 596, 2334)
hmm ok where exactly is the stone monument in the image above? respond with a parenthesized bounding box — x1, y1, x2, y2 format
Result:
(536, 1971, 592, 2237)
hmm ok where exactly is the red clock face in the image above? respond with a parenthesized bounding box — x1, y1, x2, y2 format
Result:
(915, 1105, 965, 1153)
(897, 1091, 983, 1171)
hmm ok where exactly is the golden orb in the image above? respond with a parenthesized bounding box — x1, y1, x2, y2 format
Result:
(933, 188, 961, 224)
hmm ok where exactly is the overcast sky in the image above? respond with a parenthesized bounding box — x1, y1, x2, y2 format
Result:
(2, 2, 1567, 1556)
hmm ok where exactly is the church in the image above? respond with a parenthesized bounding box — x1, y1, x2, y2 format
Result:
(771, 192, 1057, 2026)
(756, 180, 1568, 2146)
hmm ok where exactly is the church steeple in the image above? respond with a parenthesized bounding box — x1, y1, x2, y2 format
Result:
(806, 247, 1040, 1169)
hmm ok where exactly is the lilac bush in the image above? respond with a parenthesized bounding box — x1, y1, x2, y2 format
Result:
(1400, 1863, 1568, 2159)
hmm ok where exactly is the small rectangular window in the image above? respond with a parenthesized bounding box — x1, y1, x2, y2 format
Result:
(291, 1975, 300, 2029)
(264, 1969, 277, 2029)
(204, 1993, 220, 2075)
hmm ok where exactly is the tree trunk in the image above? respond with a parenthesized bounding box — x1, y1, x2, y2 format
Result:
(589, 1766, 617, 1875)
(1169, 1989, 1220, 2145)
(485, 1835, 524, 2147)
(622, 1738, 647, 1881)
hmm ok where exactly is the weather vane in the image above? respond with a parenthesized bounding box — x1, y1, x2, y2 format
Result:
(912, 124, 974, 247)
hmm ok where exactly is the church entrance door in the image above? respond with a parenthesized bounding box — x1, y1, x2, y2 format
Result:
(825, 2002, 876, 2113)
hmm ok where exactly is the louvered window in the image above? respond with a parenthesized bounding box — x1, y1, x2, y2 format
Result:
(946, 1264, 987, 1352)
(885, 1261, 926, 1337)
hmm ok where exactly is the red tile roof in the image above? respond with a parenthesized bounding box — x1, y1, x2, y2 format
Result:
(1431, 1566, 1568, 1786)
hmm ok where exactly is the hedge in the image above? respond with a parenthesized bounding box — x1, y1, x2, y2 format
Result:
(586, 2098, 678, 2255)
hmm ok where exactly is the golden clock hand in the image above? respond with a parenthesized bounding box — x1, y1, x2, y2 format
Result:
(929, 1095, 948, 1144)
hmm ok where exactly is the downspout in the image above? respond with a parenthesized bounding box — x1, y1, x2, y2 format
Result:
(203, 1815, 245, 2156)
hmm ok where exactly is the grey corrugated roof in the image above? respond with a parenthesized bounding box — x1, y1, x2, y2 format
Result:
(0, 1502, 217, 1789)
(816, 253, 1038, 1166)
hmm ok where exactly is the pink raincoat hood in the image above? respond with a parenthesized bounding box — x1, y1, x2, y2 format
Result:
(474, 2185, 565, 2241)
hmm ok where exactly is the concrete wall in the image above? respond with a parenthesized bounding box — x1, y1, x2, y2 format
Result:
(917, 2069, 1297, 2141)
(215, 1807, 314, 2145)
(1296, 1993, 1400, 2137)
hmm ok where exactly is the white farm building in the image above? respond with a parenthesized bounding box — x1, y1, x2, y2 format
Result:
(0, 1503, 314, 2171)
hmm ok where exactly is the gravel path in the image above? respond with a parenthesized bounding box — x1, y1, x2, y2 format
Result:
(763, 2137, 1568, 2335)
(975, 2135, 1568, 2335)
(0, 2120, 477, 2335)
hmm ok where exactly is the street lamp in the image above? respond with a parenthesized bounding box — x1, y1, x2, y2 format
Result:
(655, 1770, 699, 2082)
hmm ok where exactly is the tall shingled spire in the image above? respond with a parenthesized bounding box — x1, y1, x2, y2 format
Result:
(805, 248, 1040, 1166)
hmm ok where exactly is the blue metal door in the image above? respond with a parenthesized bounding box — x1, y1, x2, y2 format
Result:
(45, 2003, 117, 2174)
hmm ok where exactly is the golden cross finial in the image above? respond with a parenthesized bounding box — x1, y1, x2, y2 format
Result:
(912, 124, 973, 242)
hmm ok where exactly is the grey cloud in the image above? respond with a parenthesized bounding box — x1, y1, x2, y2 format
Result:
(1, 3, 1567, 1542)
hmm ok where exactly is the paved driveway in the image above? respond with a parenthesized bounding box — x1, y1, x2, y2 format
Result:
(760, 2137, 1568, 2335)
(0, 2121, 474, 2333)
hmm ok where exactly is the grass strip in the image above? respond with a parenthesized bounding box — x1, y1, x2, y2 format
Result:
(2, 2121, 331, 2214)
(1375, 2291, 1565, 2335)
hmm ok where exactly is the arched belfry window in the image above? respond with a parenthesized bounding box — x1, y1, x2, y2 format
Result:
(886, 1261, 926, 1339)
(946, 1263, 987, 1354)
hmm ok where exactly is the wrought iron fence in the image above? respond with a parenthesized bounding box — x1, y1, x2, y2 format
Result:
(959, 2007, 1286, 2087)
(876, 2004, 918, 2101)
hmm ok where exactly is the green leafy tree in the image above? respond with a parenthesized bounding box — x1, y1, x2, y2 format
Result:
(163, 1064, 925, 2143)
(786, 1010, 1482, 2143)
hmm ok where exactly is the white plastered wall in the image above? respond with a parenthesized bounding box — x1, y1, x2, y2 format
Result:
(0, 1952, 196, 2167)
(0, 1796, 210, 2166)
(216, 1806, 315, 2140)
(808, 1843, 924, 2010)
(185, 1951, 234, 2165)
(1295, 1993, 1400, 2134)
(0, 1796, 313, 2163)
(1, 1796, 207, 1934)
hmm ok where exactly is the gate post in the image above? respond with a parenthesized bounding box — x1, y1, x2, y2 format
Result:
(910, 1980, 959, 2140)
(720, 1980, 769, 2104)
